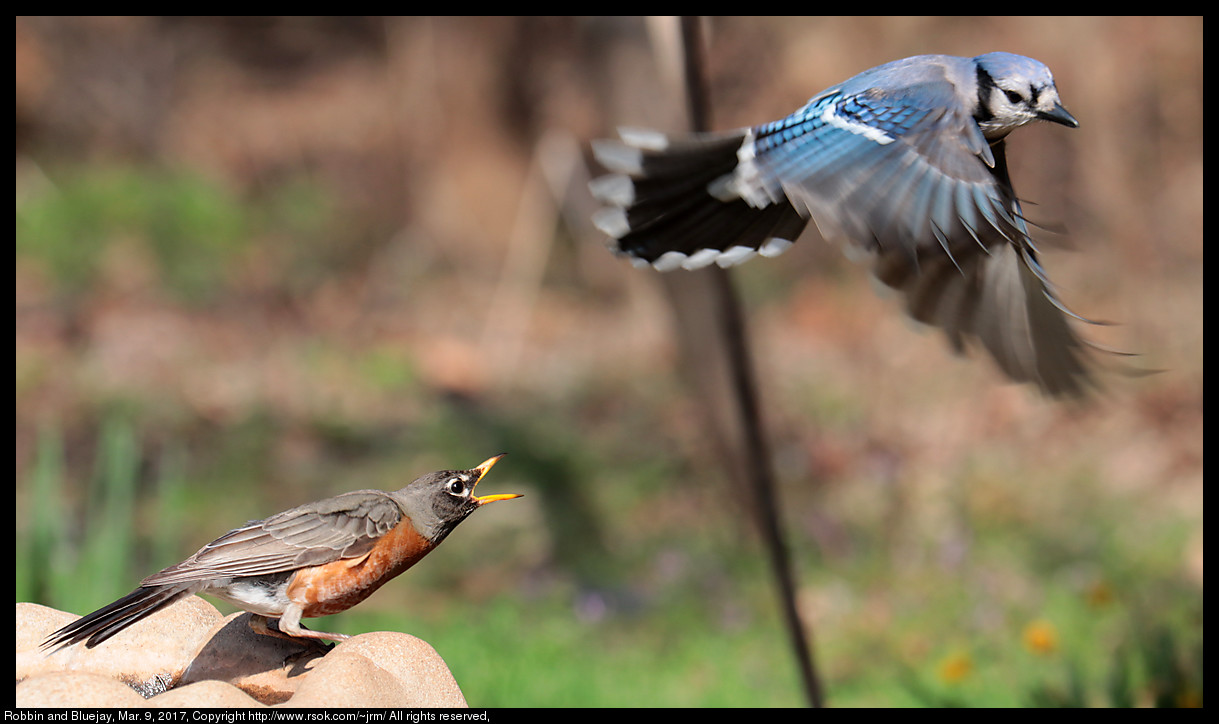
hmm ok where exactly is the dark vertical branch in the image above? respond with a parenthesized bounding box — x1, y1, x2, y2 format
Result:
(677, 16, 826, 708)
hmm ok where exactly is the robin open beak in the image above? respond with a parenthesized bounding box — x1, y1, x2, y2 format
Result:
(470, 454, 522, 505)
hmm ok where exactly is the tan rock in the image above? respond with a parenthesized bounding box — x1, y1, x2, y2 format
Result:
(291, 633, 468, 708)
(179, 612, 325, 704)
(15, 671, 147, 708)
(18, 597, 223, 694)
(149, 680, 269, 708)
(16, 600, 469, 708)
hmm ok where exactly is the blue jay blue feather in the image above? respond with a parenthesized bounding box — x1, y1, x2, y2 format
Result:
(590, 52, 1100, 397)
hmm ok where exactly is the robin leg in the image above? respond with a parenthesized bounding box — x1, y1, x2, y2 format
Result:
(247, 612, 346, 654)
(270, 604, 351, 643)
(248, 614, 295, 642)
(247, 613, 331, 667)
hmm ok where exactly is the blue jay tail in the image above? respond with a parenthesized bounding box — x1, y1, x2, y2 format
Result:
(591, 129, 808, 272)
(591, 53, 1114, 399)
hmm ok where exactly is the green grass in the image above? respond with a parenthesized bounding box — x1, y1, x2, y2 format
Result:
(16, 414, 1202, 707)
(16, 163, 341, 306)
(14, 160, 1201, 708)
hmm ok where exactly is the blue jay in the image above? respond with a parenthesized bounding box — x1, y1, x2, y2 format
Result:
(591, 53, 1098, 398)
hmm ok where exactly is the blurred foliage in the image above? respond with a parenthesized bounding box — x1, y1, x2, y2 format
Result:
(16, 164, 342, 306)
(16, 166, 248, 303)
(18, 411, 1202, 707)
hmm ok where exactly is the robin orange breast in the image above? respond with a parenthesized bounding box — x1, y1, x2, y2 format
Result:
(42, 455, 520, 652)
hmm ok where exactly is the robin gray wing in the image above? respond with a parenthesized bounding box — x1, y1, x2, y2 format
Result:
(141, 490, 405, 586)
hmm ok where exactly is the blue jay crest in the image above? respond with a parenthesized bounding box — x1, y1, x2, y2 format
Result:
(591, 52, 1106, 399)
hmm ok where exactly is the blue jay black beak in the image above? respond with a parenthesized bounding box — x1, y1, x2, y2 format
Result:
(1039, 102, 1078, 128)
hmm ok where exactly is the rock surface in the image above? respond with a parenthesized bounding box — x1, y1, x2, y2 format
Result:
(16, 600, 469, 708)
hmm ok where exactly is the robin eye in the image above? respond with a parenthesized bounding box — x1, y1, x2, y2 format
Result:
(446, 478, 467, 496)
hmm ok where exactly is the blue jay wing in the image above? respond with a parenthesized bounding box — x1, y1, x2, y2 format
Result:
(731, 91, 1093, 396)
(741, 89, 1014, 263)
(875, 235, 1093, 397)
(867, 140, 1095, 397)
(589, 53, 1099, 397)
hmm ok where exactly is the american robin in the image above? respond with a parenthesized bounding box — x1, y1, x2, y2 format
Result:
(43, 455, 520, 652)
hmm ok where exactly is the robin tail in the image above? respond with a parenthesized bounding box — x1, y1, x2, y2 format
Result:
(41, 584, 194, 653)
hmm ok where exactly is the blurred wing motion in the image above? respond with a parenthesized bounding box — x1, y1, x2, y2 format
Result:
(591, 53, 1111, 398)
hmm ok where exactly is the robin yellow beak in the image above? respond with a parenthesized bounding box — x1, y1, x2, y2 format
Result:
(470, 454, 522, 505)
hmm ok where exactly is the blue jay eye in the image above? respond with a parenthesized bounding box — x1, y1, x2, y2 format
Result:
(590, 52, 1097, 398)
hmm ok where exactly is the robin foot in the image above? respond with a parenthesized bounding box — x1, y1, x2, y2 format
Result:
(42, 456, 521, 654)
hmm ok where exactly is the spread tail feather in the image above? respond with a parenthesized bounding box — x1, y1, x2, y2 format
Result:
(41, 585, 193, 652)
(591, 129, 809, 270)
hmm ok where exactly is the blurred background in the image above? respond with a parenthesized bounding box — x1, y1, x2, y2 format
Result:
(16, 17, 1202, 707)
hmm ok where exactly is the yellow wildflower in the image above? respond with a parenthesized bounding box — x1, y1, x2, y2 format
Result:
(1022, 619, 1059, 655)
(937, 651, 973, 684)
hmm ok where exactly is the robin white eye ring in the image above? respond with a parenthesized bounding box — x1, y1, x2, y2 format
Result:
(41, 456, 521, 651)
